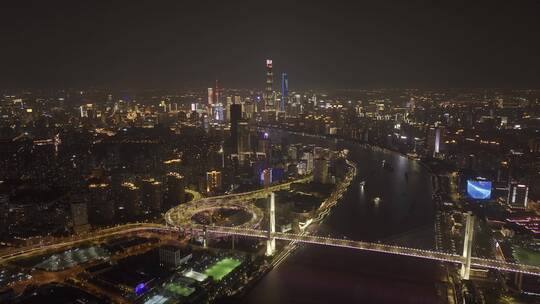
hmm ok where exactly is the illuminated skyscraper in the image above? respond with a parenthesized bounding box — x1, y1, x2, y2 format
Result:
(258, 132, 271, 157)
(214, 80, 220, 104)
(428, 126, 445, 158)
(507, 182, 529, 208)
(234, 95, 241, 104)
(434, 128, 441, 156)
(244, 100, 255, 119)
(238, 121, 251, 153)
(207, 88, 214, 105)
(212, 104, 224, 121)
(206, 170, 222, 193)
(264, 59, 274, 110)
(280, 73, 288, 112)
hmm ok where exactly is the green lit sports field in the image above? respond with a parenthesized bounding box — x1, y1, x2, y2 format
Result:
(165, 283, 195, 297)
(203, 258, 241, 281)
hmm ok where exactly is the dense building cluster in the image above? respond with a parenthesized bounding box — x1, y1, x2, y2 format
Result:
(1, 60, 540, 303)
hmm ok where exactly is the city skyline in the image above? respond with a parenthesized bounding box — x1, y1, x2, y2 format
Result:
(2, 2, 540, 304)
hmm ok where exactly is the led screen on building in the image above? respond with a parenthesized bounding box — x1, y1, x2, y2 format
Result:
(467, 180, 492, 200)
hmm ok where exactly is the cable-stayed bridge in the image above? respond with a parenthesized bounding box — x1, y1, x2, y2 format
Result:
(185, 224, 540, 277)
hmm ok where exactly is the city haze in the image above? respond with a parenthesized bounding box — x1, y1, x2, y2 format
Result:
(1, 0, 540, 89)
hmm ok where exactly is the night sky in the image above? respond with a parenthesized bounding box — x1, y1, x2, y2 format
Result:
(1, 0, 540, 90)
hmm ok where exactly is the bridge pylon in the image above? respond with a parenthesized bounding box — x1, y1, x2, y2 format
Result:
(460, 212, 474, 280)
(266, 192, 276, 256)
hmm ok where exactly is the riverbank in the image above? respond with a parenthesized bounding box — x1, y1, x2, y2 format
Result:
(241, 128, 442, 304)
(225, 155, 357, 301)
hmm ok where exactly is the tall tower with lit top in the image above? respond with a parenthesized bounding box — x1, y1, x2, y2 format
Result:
(264, 59, 274, 110)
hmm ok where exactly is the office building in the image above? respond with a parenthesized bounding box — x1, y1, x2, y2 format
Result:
(313, 147, 325, 159)
(302, 152, 314, 173)
(507, 182, 529, 208)
(0, 194, 9, 236)
(207, 88, 214, 105)
(244, 101, 255, 119)
(281, 73, 288, 112)
(428, 126, 445, 157)
(120, 182, 141, 220)
(70, 199, 90, 234)
(166, 173, 185, 210)
(230, 103, 242, 154)
(212, 104, 224, 122)
(159, 246, 192, 268)
(258, 132, 271, 157)
(261, 168, 272, 188)
(142, 178, 163, 213)
(224, 96, 233, 121)
(288, 145, 298, 161)
(314, 158, 330, 184)
(214, 80, 220, 104)
(88, 183, 114, 224)
(238, 121, 251, 153)
(264, 59, 274, 110)
(206, 170, 222, 193)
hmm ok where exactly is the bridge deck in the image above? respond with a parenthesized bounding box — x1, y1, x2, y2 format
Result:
(190, 225, 540, 276)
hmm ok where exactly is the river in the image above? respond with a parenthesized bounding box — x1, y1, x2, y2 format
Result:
(241, 132, 445, 304)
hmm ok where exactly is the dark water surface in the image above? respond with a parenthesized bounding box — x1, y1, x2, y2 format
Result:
(242, 132, 444, 304)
